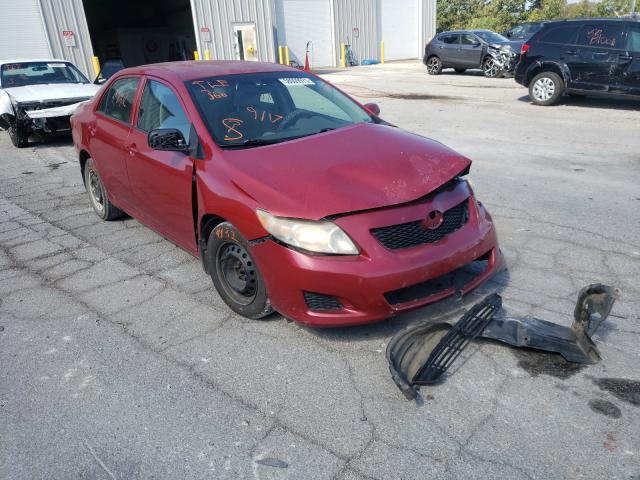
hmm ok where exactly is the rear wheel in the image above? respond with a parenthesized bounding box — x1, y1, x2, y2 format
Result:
(207, 222, 273, 320)
(482, 57, 501, 78)
(8, 124, 28, 148)
(529, 71, 564, 106)
(454, 68, 466, 74)
(83, 158, 124, 220)
(426, 56, 442, 75)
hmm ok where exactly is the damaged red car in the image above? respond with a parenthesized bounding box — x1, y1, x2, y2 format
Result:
(71, 61, 503, 327)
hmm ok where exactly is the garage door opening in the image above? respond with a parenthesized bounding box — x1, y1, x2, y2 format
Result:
(83, 0, 197, 72)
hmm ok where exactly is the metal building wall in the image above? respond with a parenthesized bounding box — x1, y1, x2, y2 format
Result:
(332, 0, 378, 66)
(420, 0, 437, 51)
(190, 0, 277, 62)
(0, 0, 52, 60)
(38, 0, 96, 78)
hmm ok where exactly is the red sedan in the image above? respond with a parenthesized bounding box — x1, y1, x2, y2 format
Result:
(71, 61, 503, 327)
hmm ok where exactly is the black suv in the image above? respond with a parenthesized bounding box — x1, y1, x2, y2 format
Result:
(515, 18, 640, 105)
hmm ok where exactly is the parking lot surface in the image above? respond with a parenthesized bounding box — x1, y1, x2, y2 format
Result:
(1, 62, 639, 479)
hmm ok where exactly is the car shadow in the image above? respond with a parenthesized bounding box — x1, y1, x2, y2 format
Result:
(27, 132, 74, 149)
(301, 265, 512, 344)
(517, 94, 640, 111)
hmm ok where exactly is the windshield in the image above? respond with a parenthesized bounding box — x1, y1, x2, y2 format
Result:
(186, 71, 375, 147)
(474, 31, 509, 43)
(1, 61, 89, 88)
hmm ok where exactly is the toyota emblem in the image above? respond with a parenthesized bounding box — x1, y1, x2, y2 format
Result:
(422, 210, 444, 230)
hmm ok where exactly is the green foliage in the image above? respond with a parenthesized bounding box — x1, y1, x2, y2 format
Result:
(436, 0, 636, 34)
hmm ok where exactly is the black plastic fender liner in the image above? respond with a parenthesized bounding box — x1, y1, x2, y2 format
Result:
(386, 294, 502, 400)
(480, 284, 620, 364)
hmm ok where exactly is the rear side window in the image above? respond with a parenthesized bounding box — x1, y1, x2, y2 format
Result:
(440, 34, 459, 45)
(626, 25, 640, 52)
(537, 25, 579, 44)
(98, 77, 140, 123)
(577, 24, 624, 49)
(137, 80, 191, 140)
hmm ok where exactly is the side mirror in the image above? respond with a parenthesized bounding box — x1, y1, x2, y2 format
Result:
(364, 103, 380, 116)
(148, 128, 191, 152)
(505, 32, 512, 38)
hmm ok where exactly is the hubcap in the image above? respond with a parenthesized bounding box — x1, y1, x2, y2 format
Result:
(533, 77, 556, 102)
(88, 169, 105, 213)
(217, 243, 257, 305)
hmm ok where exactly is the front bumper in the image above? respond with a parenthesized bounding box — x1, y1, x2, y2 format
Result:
(250, 181, 504, 327)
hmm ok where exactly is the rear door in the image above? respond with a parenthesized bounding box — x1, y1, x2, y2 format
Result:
(437, 34, 461, 65)
(91, 76, 141, 212)
(573, 23, 626, 91)
(458, 33, 484, 67)
(618, 23, 640, 96)
(126, 77, 197, 253)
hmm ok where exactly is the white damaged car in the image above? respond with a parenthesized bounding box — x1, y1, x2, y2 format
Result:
(0, 59, 101, 148)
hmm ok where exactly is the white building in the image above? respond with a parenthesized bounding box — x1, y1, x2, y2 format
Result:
(0, 0, 436, 77)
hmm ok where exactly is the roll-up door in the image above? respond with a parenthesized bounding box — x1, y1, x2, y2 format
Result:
(275, 0, 334, 68)
(380, 0, 419, 60)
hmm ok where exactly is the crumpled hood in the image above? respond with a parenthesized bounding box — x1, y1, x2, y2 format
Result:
(4, 83, 100, 104)
(222, 123, 471, 220)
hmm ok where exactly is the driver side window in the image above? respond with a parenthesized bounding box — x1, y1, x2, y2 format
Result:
(136, 80, 190, 141)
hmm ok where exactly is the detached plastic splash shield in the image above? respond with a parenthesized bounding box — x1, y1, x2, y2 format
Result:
(387, 284, 620, 400)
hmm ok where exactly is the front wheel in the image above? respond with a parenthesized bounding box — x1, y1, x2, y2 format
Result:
(9, 124, 28, 148)
(482, 57, 502, 78)
(529, 72, 564, 106)
(426, 56, 442, 75)
(207, 222, 273, 320)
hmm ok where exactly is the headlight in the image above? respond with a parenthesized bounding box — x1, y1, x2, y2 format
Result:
(256, 209, 359, 255)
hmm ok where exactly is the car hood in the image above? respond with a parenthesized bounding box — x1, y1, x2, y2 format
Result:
(490, 40, 522, 53)
(4, 83, 100, 103)
(222, 123, 471, 220)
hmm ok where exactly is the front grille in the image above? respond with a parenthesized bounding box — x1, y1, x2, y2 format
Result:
(384, 252, 490, 306)
(303, 291, 343, 311)
(371, 199, 469, 250)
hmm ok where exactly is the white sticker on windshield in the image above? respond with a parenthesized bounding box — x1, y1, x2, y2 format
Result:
(47, 63, 66, 68)
(278, 77, 315, 86)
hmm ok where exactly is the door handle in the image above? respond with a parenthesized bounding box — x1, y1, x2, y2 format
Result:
(126, 143, 137, 156)
(619, 53, 633, 62)
(565, 50, 578, 55)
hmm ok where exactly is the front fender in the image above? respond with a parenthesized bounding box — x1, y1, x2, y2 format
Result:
(0, 90, 15, 130)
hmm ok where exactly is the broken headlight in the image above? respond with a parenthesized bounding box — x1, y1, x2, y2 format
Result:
(256, 209, 359, 255)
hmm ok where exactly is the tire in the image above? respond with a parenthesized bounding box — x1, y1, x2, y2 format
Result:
(454, 68, 466, 74)
(83, 158, 124, 220)
(482, 57, 502, 78)
(529, 71, 564, 106)
(426, 56, 442, 75)
(9, 124, 28, 148)
(207, 222, 273, 320)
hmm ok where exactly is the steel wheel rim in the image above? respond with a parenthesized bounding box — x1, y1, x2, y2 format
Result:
(216, 243, 257, 306)
(533, 77, 555, 101)
(484, 59, 499, 77)
(427, 58, 440, 73)
(88, 169, 105, 213)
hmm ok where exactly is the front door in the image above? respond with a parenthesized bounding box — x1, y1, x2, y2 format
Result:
(573, 23, 626, 92)
(459, 33, 484, 67)
(618, 23, 640, 96)
(233, 23, 258, 61)
(91, 76, 141, 212)
(126, 78, 197, 253)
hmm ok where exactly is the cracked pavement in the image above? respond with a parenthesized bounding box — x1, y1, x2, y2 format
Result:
(1, 62, 639, 479)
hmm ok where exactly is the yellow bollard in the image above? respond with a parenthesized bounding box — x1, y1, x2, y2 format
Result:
(92, 56, 101, 77)
(284, 46, 290, 66)
(380, 40, 385, 64)
(194, 51, 200, 61)
(205, 49, 211, 60)
(278, 46, 284, 64)
(340, 43, 346, 68)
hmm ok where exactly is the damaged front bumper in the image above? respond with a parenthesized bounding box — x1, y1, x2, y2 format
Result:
(0, 98, 90, 134)
(387, 284, 621, 400)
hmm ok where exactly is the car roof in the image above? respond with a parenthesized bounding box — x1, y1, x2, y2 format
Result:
(114, 60, 299, 83)
(543, 17, 638, 25)
(0, 58, 72, 66)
